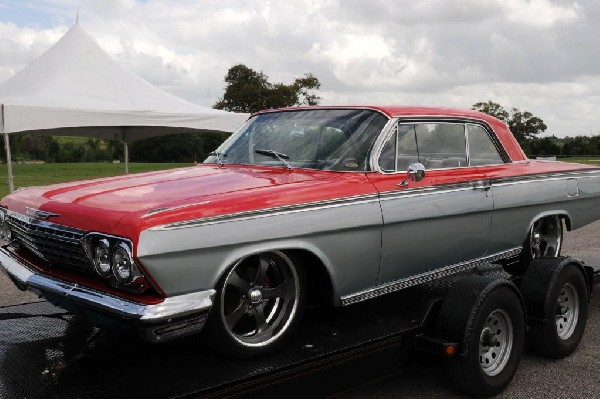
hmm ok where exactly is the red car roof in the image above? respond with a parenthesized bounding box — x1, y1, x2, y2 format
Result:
(255, 105, 526, 161)
(258, 105, 495, 122)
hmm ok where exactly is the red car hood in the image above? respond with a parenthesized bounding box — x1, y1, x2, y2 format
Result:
(1, 165, 374, 240)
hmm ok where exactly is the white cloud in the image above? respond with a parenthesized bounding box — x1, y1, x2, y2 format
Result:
(0, 0, 599, 135)
(499, 0, 582, 28)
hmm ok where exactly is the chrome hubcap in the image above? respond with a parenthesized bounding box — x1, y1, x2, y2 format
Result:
(556, 283, 579, 340)
(530, 216, 562, 259)
(479, 309, 513, 377)
(249, 289, 263, 304)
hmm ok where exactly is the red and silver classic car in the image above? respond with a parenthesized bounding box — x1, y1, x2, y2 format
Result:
(1, 106, 599, 366)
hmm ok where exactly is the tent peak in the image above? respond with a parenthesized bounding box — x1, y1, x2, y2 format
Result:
(0, 22, 225, 114)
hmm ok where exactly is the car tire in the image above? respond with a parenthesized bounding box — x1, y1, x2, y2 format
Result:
(504, 215, 563, 275)
(521, 258, 588, 359)
(206, 250, 306, 358)
(435, 276, 525, 397)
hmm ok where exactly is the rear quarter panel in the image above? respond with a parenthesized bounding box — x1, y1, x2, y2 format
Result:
(486, 162, 600, 253)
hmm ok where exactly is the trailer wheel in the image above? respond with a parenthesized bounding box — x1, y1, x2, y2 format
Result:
(435, 276, 525, 397)
(521, 258, 588, 358)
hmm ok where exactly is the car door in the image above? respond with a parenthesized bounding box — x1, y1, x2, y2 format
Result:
(367, 121, 496, 285)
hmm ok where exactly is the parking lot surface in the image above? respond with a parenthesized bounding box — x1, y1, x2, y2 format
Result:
(1, 221, 599, 398)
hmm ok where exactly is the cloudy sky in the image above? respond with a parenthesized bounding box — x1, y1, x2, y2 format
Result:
(0, 0, 598, 137)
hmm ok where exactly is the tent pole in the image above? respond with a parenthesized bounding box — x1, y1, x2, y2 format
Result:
(124, 140, 129, 174)
(123, 128, 129, 174)
(1, 105, 14, 193)
(3, 133, 14, 193)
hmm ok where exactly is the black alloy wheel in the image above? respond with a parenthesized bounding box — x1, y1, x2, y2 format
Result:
(208, 250, 306, 358)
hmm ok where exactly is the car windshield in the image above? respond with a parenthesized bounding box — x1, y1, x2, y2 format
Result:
(204, 109, 388, 171)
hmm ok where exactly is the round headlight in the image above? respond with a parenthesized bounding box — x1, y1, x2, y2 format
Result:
(93, 239, 111, 277)
(112, 243, 133, 283)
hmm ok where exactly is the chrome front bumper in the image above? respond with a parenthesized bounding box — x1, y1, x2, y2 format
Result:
(0, 246, 215, 342)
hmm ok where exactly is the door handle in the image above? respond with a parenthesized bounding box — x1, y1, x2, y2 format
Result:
(472, 180, 491, 192)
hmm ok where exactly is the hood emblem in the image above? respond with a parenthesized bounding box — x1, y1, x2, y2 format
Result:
(26, 207, 60, 220)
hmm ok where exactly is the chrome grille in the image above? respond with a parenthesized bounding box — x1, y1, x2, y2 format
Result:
(7, 214, 91, 273)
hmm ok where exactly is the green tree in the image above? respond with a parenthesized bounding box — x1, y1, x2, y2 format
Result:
(561, 136, 600, 156)
(214, 64, 321, 113)
(20, 135, 58, 161)
(529, 137, 560, 156)
(508, 108, 547, 143)
(129, 132, 229, 163)
(472, 101, 547, 152)
(472, 101, 510, 123)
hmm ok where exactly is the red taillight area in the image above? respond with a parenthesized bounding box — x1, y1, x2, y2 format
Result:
(445, 344, 457, 357)
(11, 247, 165, 305)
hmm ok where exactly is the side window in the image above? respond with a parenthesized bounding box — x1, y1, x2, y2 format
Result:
(379, 122, 505, 171)
(467, 125, 504, 166)
(379, 128, 396, 172)
(415, 123, 467, 169)
(378, 123, 468, 171)
(378, 124, 420, 172)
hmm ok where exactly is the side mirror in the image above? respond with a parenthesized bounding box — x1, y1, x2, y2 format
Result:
(398, 163, 425, 187)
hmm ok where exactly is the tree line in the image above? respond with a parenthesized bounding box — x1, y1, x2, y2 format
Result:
(1, 64, 321, 164)
(2, 132, 229, 164)
(472, 101, 600, 157)
(2, 68, 598, 163)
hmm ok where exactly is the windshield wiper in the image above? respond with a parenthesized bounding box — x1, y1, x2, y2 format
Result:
(209, 151, 227, 166)
(255, 149, 293, 170)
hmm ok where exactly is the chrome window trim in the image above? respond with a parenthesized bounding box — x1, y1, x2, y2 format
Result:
(341, 247, 522, 306)
(369, 117, 398, 172)
(208, 107, 393, 173)
(370, 117, 511, 174)
(465, 123, 471, 166)
(465, 122, 505, 166)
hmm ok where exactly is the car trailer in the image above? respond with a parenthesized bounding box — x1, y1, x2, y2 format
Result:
(1, 258, 599, 398)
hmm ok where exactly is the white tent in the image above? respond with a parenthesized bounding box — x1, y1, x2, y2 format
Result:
(0, 23, 249, 192)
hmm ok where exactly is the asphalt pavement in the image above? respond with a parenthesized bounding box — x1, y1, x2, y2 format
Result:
(335, 220, 600, 398)
(1, 220, 599, 398)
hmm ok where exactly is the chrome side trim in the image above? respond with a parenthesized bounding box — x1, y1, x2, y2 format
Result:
(340, 247, 522, 306)
(491, 169, 600, 186)
(142, 201, 212, 218)
(152, 193, 381, 231)
(378, 181, 477, 201)
(151, 168, 600, 231)
(0, 246, 215, 322)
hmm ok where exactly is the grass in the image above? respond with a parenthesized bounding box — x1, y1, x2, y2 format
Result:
(0, 162, 192, 198)
(558, 156, 600, 165)
(0, 157, 597, 199)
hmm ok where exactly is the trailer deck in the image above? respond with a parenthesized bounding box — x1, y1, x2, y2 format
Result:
(1, 262, 598, 398)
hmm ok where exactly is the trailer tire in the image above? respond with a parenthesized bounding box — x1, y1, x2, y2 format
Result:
(435, 276, 525, 397)
(521, 258, 588, 359)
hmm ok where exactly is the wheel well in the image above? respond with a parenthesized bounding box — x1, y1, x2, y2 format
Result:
(283, 249, 334, 308)
(530, 213, 571, 231)
(561, 214, 572, 231)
